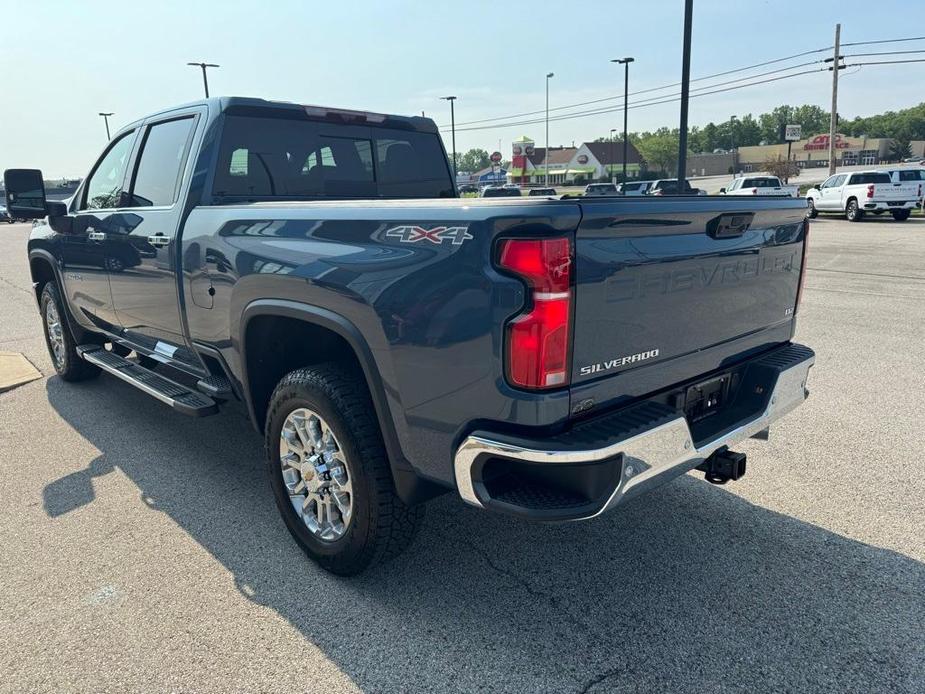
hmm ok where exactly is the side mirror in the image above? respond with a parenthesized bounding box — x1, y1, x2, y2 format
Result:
(813, 184, 820, 190)
(3, 169, 48, 219)
(719, 187, 726, 194)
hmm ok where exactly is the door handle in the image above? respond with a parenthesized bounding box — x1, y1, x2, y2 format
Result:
(88, 231, 106, 241)
(147, 234, 170, 247)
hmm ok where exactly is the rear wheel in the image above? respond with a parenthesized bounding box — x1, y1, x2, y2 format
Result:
(40, 283, 100, 381)
(846, 199, 863, 222)
(265, 363, 424, 575)
(892, 209, 911, 221)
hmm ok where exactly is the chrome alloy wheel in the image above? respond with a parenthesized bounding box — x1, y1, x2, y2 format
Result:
(45, 300, 65, 368)
(279, 408, 353, 541)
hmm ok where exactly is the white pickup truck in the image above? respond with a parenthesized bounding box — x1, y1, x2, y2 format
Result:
(806, 170, 920, 222)
(721, 175, 798, 198)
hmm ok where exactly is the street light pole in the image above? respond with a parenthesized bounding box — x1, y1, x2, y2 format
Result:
(611, 57, 634, 183)
(440, 96, 457, 180)
(545, 72, 554, 186)
(98, 112, 114, 141)
(187, 62, 220, 98)
(610, 128, 617, 184)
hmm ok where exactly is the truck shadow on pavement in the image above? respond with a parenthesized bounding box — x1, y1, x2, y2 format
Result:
(44, 375, 925, 693)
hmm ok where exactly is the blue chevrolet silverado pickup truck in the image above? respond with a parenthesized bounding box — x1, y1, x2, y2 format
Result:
(6, 97, 813, 575)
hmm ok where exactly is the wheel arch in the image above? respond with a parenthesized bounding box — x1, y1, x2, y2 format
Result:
(239, 300, 444, 505)
(28, 249, 59, 305)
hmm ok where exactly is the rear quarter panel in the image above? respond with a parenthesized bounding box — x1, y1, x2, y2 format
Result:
(179, 199, 580, 485)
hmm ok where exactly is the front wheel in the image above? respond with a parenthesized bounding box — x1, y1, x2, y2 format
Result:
(40, 283, 100, 381)
(846, 199, 863, 222)
(892, 209, 911, 221)
(265, 363, 424, 575)
(806, 198, 818, 219)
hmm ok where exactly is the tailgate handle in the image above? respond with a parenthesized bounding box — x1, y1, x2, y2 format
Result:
(707, 212, 754, 239)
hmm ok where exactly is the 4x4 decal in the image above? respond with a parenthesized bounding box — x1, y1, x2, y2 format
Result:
(385, 225, 473, 245)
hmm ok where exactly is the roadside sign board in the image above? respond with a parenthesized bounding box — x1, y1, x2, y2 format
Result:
(490, 151, 503, 163)
(785, 124, 802, 141)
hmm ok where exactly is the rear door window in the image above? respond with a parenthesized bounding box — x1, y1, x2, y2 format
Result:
(896, 170, 925, 181)
(128, 116, 196, 207)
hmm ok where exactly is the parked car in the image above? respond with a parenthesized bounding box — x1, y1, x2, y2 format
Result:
(647, 179, 704, 196)
(616, 181, 652, 196)
(6, 96, 813, 576)
(806, 171, 919, 221)
(528, 187, 557, 196)
(720, 175, 798, 198)
(458, 184, 478, 194)
(583, 183, 618, 196)
(480, 186, 521, 197)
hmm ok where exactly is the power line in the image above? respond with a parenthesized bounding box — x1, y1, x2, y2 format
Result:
(846, 58, 925, 66)
(444, 46, 833, 128)
(842, 49, 925, 57)
(841, 35, 925, 47)
(449, 64, 826, 133)
(452, 68, 826, 133)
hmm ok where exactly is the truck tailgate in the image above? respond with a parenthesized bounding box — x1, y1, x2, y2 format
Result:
(570, 197, 808, 412)
(874, 182, 920, 200)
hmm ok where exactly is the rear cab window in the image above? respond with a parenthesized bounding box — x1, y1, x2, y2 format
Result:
(212, 113, 454, 201)
(849, 173, 890, 185)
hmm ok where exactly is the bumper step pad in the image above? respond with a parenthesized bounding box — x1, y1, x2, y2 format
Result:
(77, 345, 218, 417)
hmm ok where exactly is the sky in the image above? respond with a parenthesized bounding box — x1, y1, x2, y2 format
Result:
(2, 0, 924, 177)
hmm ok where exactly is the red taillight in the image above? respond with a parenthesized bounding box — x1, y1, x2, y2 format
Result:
(867, 184, 874, 199)
(498, 237, 572, 389)
(795, 219, 810, 314)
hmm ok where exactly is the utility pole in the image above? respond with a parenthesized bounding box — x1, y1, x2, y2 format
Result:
(98, 112, 113, 141)
(441, 96, 457, 179)
(676, 0, 693, 187)
(545, 72, 554, 186)
(611, 57, 634, 184)
(827, 24, 842, 176)
(187, 62, 220, 98)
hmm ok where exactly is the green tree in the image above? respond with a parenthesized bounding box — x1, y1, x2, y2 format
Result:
(456, 148, 491, 173)
(889, 139, 913, 161)
(634, 129, 682, 175)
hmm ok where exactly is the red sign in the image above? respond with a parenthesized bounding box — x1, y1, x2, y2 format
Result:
(490, 151, 503, 163)
(804, 134, 850, 151)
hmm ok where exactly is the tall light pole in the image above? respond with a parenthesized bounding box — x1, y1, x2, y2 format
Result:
(610, 128, 617, 184)
(545, 72, 554, 186)
(98, 112, 114, 141)
(677, 0, 693, 187)
(611, 57, 634, 183)
(441, 96, 457, 180)
(187, 62, 220, 98)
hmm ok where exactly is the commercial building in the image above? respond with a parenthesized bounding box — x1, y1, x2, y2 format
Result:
(736, 134, 917, 172)
(508, 135, 642, 185)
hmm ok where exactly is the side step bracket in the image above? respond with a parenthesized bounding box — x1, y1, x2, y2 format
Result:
(77, 345, 218, 417)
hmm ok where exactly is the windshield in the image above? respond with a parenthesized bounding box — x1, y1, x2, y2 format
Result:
(213, 115, 454, 200)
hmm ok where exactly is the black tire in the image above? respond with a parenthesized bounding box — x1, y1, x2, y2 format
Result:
(265, 363, 424, 575)
(806, 198, 818, 219)
(40, 283, 100, 381)
(892, 209, 911, 221)
(846, 199, 863, 222)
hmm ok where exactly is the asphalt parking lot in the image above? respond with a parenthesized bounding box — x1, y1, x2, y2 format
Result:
(1, 215, 924, 693)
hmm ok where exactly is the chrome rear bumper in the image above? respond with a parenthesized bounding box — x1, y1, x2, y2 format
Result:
(454, 344, 814, 520)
